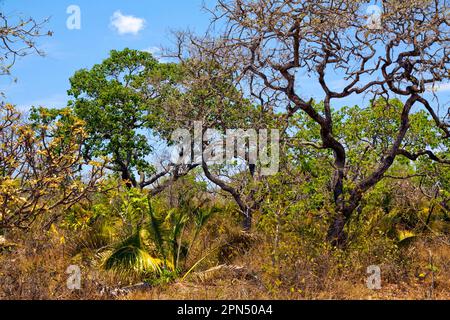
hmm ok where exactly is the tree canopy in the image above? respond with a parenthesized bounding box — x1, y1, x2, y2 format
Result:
(68, 48, 181, 189)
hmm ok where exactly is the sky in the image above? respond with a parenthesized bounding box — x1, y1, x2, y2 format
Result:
(0, 0, 449, 113)
(0, 0, 214, 110)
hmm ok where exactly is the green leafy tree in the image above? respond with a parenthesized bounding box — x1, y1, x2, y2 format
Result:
(68, 48, 180, 189)
(289, 98, 449, 242)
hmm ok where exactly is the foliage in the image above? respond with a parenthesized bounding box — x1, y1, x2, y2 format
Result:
(73, 183, 220, 281)
(1, 3, 450, 300)
(68, 48, 181, 188)
(0, 104, 104, 230)
(103, 231, 164, 277)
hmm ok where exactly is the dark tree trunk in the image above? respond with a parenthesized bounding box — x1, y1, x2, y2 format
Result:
(242, 208, 253, 232)
(327, 146, 349, 247)
(326, 214, 347, 248)
(202, 160, 256, 232)
(319, 119, 351, 247)
(323, 95, 417, 247)
(327, 193, 362, 247)
(121, 168, 136, 189)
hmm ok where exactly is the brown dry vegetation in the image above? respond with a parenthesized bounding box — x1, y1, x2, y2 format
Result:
(1, 207, 449, 300)
(1, 0, 450, 301)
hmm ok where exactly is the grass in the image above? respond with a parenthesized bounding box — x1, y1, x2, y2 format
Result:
(1, 216, 449, 300)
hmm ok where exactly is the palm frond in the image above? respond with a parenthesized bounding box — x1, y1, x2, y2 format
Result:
(170, 211, 189, 268)
(146, 198, 167, 260)
(102, 232, 164, 276)
(194, 207, 217, 229)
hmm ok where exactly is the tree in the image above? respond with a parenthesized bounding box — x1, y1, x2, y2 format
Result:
(161, 42, 276, 230)
(68, 48, 193, 190)
(0, 12, 51, 77)
(186, 0, 449, 245)
(0, 104, 104, 230)
(0, 11, 97, 230)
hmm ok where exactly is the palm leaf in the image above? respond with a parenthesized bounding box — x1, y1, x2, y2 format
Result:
(103, 232, 164, 276)
(397, 229, 417, 246)
(146, 198, 167, 260)
(170, 211, 189, 268)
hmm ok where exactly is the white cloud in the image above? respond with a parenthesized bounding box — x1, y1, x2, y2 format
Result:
(141, 46, 170, 63)
(142, 46, 161, 55)
(110, 11, 146, 36)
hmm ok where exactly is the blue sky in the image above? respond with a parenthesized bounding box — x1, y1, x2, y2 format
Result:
(0, 0, 449, 113)
(0, 0, 214, 110)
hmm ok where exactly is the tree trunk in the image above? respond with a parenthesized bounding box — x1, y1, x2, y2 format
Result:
(242, 208, 253, 232)
(327, 191, 362, 248)
(202, 160, 255, 232)
(327, 151, 348, 247)
(326, 214, 347, 248)
(121, 169, 136, 189)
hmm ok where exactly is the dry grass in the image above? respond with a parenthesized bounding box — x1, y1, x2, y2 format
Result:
(1, 223, 449, 300)
(124, 236, 450, 300)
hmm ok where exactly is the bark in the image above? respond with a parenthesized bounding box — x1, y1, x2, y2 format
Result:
(121, 168, 137, 189)
(202, 160, 254, 231)
(326, 95, 419, 247)
(242, 208, 253, 232)
(326, 214, 347, 248)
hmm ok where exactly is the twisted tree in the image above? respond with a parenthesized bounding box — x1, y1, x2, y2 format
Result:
(186, 0, 449, 244)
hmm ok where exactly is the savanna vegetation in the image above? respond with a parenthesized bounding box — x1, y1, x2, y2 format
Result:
(1, 0, 450, 300)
